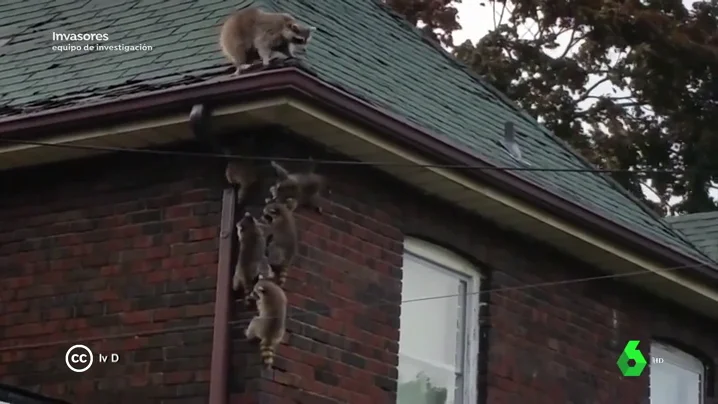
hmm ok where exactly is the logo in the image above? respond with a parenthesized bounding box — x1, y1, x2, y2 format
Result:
(617, 340, 648, 376)
(65, 344, 93, 373)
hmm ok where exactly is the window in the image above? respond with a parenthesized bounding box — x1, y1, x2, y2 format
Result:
(650, 342, 705, 404)
(397, 238, 480, 404)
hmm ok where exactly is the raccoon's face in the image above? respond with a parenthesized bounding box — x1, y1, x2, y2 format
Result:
(261, 202, 282, 224)
(283, 20, 315, 44)
(237, 212, 256, 235)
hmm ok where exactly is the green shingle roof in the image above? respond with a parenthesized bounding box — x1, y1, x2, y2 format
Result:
(0, 0, 714, 266)
(666, 212, 718, 262)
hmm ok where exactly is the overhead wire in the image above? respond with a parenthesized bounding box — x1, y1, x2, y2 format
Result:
(0, 137, 715, 175)
(232, 258, 717, 323)
(0, 131, 715, 349)
(0, 259, 713, 353)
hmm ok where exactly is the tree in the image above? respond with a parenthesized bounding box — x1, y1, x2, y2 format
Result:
(385, 0, 462, 47)
(384, 0, 718, 216)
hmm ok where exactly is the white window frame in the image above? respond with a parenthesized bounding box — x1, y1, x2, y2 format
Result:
(398, 237, 481, 404)
(650, 341, 705, 404)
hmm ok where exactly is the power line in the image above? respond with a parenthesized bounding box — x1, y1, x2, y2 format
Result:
(226, 258, 717, 323)
(0, 137, 713, 176)
(0, 259, 711, 353)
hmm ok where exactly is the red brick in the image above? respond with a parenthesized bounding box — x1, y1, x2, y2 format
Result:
(187, 252, 216, 266)
(185, 304, 214, 318)
(188, 228, 215, 241)
(162, 257, 185, 270)
(121, 310, 153, 324)
(145, 270, 169, 283)
(154, 307, 184, 321)
(273, 370, 301, 387)
(163, 371, 194, 385)
(165, 205, 193, 219)
(195, 370, 211, 382)
(171, 266, 200, 279)
(5, 301, 28, 313)
(122, 336, 149, 350)
(145, 246, 170, 259)
(129, 374, 150, 387)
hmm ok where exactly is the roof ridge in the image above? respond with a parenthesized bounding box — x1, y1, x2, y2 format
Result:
(655, 213, 717, 263)
(667, 211, 718, 222)
(368, 0, 705, 256)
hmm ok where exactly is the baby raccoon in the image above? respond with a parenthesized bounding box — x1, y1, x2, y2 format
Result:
(233, 212, 270, 307)
(245, 276, 287, 369)
(268, 160, 326, 214)
(219, 7, 316, 74)
(262, 198, 299, 286)
(224, 159, 258, 212)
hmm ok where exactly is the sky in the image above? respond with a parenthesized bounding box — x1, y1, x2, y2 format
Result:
(451, 0, 717, 210)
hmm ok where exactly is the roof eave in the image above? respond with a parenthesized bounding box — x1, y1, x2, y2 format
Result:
(1, 67, 716, 287)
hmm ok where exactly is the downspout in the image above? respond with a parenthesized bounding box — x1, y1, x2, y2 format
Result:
(195, 102, 235, 404)
(209, 187, 235, 404)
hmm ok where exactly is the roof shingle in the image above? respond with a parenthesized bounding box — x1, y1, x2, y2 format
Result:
(666, 212, 718, 262)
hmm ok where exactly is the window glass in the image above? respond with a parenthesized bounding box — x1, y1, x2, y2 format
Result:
(397, 252, 470, 404)
(650, 343, 704, 404)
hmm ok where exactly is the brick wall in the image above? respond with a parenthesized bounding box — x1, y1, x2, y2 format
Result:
(1, 134, 717, 404)
(229, 134, 718, 404)
(0, 148, 223, 403)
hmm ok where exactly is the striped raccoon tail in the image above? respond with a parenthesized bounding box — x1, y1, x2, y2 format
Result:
(260, 340, 276, 368)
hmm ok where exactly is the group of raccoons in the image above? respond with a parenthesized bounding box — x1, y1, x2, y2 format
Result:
(234, 158, 325, 369)
(190, 102, 327, 369)
(187, 5, 322, 368)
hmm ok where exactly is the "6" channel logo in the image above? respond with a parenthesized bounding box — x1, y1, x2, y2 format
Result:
(617, 340, 648, 377)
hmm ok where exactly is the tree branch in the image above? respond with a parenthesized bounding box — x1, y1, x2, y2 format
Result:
(587, 69, 614, 75)
(560, 31, 588, 58)
(555, 27, 571, 38)
(560, 29, 577, 58)
(497, 1, 507, 28)
(576, 77, 610, 102)
(492, 1, 497, 29)
(584, 95, 637, 101)
(612, 101, 645, 108)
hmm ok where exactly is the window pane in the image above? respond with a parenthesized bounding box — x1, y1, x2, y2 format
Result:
(650, 362, 702, 404)
(399, 254, 468, 404)
(400, 255, 466, 366)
